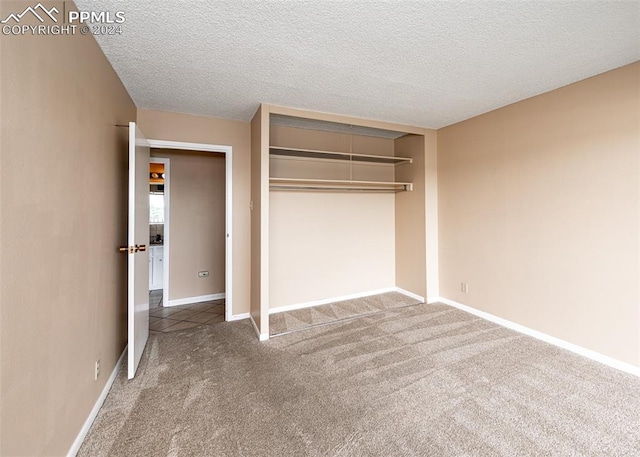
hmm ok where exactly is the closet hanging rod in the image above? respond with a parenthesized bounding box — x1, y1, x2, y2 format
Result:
(269, 146, 412, 164)
(269, 185, 408, 193)
(269, 177, 413, 192)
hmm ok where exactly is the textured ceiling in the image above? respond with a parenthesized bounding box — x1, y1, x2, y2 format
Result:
(76, 1, 640, 129)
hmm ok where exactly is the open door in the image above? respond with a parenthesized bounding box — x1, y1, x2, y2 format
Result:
(127, 122, 150, 379)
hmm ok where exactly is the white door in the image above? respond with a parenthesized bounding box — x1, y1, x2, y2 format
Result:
(127, 122, 150, 379)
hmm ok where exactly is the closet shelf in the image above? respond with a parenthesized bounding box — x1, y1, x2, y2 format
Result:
(269, 146, 412, 164)
(269, 177, 413, 192)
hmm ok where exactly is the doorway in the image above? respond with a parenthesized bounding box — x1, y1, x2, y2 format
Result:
(148, 158, 168, 310)
(126, 124, 234, 378)
(147, 140, 233, 321)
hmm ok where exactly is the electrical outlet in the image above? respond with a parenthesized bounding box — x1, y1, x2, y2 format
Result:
(461, 282, 468, 294)
(198, 271, 209, 278)
(95, 360, 100, 380)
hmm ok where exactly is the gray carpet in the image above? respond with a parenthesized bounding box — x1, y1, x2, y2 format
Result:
(269, 291, 422, 335)
(78, 303, 640, 456)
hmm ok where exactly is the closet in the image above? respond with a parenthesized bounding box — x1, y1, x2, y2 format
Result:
(269, 122, 413, 192)
(250, 105, 436, 339)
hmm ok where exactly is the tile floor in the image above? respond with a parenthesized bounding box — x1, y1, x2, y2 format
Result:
(148, 290, 225, 333)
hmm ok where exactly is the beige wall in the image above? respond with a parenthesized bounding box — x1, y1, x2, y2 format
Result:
(424, 129, 439, 300)
(0, 1, 136, 454)
(270, 191, 396, 307)
(395, 135, 427, 299)
(250, 105, 269, 333)
(137, 110, 251, 314)
(438, 62, 640, 365)
(150, 150, 226, 301)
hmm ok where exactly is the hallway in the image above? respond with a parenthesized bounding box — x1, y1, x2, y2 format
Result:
(148, 291, 225, 333)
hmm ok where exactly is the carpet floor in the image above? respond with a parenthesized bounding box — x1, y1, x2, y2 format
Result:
(269, 291, 422, 336)
(78, 302, 640, 456)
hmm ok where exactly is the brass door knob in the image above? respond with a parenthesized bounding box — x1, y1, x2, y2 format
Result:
(119, 245, 147, 253)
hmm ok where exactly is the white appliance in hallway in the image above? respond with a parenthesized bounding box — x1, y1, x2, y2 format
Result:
(149, 245, 164, 290)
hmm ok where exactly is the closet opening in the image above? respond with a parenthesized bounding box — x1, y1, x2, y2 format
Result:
(266, 113, 426, 336)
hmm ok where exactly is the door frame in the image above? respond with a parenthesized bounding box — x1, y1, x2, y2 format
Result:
(147, 139, 234, 321)
(149, 157, 170, 301)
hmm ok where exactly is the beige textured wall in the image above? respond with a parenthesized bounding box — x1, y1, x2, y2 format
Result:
(394, 135, 427, 299)
(250, 105, 269, 333)
(270, 192, 396, 307)
(269, 125, 396, 308)
(424, 129, 439, 300)
(137, 110, 251, 314)
(438, 62, 640, 365)
(0, 2, 136, 455)
(150, 150, 226, 301)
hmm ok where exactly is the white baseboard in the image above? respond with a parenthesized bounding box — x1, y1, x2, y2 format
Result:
(269, 287, 399, 315)
(250, 315, 269, 341)
(227, 312, 250, 322)
(426, 296, 440, 304)
(268, 287, 425, 315)
(394, 288, 425, 303)
(67, 346, 127, 457)
(165, 293, 225, 307)
(436, 297, 640, 377)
